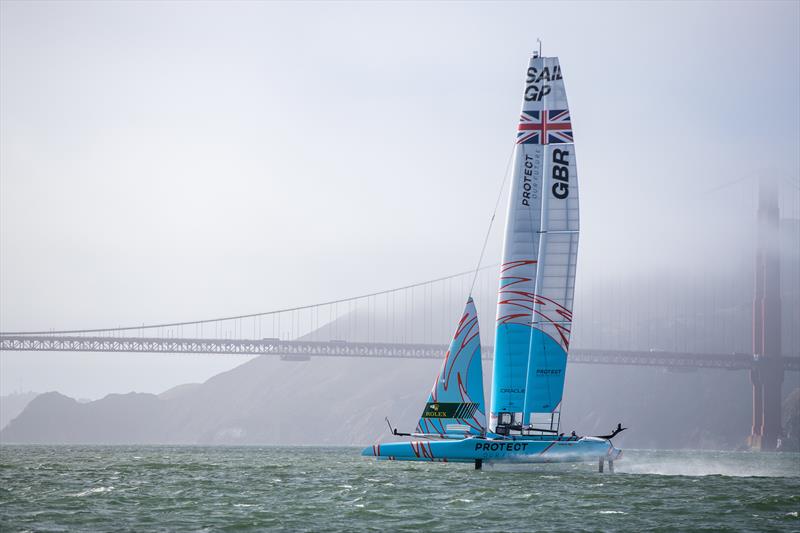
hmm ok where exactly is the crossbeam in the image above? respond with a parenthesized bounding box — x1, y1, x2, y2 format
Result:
(1, 336, 797, 371)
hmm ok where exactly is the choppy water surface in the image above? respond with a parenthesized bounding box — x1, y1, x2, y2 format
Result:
(1, 445, 798, 532)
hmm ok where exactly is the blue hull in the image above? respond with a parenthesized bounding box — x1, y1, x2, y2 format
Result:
(362, 436, 622, 464)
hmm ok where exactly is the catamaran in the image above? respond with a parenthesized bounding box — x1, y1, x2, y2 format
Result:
(362, 50, 624, 470)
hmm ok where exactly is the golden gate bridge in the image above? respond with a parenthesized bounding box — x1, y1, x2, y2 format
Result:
(1, 179, 798, 450)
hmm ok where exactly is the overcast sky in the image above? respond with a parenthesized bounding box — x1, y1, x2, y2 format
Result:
(1, 1, 798, 398)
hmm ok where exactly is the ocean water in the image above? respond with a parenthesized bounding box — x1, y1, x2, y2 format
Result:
(0, 446, 798, 532)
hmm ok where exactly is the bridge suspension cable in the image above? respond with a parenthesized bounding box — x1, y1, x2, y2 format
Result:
(1, 265, 498, 336)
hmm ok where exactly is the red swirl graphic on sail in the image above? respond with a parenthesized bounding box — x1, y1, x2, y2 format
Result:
(497, 260, 538, 325)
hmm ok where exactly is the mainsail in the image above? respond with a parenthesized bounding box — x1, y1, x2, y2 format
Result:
(416, 297, 486, 436)
(490, 54, 579, 432)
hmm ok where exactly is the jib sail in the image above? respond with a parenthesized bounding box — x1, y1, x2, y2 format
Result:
(416, 297, 486, 436)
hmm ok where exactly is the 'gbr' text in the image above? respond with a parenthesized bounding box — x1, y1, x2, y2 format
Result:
(551, 148, 570, 199)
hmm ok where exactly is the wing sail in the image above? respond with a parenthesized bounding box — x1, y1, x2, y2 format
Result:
(416, 297, 486, 436)
(490, 54, 578, 433)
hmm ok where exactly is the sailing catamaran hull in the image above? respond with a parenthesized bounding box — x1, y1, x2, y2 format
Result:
(361, 436, 621, 464)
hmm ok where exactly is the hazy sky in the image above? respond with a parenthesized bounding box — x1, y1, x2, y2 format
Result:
(1, 1, 798, 398)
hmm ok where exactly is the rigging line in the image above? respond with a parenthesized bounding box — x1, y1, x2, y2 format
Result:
(781, 175, 800, 191)
(2, 265, 498, 336)
(701, 174, 757, 196)
(468, 142, 516, 297)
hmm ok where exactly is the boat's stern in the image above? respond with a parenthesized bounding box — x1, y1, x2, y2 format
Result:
(581, 436, 623, 461)
(609, 443, 623, 461)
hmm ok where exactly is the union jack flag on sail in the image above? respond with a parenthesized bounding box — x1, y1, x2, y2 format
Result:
(516, 109, 573, 145)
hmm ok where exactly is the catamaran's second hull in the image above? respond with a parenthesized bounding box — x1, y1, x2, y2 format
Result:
(362, 436, 621, 464)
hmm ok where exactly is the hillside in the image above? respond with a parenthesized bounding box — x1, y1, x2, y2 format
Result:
(0, 392, 38, 430)
(4, 354, 796, 450)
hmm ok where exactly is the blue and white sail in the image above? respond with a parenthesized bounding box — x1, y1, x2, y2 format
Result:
(415, 297, 486, 437)
(490, 54, 578, 433)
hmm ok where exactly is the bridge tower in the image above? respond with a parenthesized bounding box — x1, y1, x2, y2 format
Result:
(749, 176, 784, 451)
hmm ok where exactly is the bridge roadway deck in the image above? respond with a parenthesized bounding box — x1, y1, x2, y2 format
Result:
(1, 335, 798, 371)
